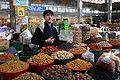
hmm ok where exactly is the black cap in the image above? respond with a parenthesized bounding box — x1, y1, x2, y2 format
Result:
(43, 10, 54, 17)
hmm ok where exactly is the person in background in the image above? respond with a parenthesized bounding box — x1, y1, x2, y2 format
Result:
(96, 20, 101, 28)
(31, 10, 65, 48)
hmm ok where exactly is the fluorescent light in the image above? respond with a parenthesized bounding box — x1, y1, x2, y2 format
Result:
(82, 0, 120, 4)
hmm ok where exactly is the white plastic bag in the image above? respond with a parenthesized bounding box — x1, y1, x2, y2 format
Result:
(81, 47, 95, 63)
(0, 32, 6, 39)
(20, 28, 32, 44)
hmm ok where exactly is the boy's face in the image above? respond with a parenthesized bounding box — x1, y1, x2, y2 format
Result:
(44, 13, 53, 23)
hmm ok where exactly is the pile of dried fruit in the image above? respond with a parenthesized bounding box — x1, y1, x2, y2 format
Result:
(0, 53, 16, 61)
(51, 51, 74, 60)
(13, 72, 45, 80)
(27, 53, 54, 65)
(40, 46, 59, 52)
(73, 43, 87, 47)
(66, 72, 93, 80)
(0, 60, 29, 73)
(66, 59, 93, 71)
(97, 41, 112, 48)
(42, 65, 72, 79)
(88, 43, 102, 51)
(73, 30, 82, 43)
(69, 47, 86, 55)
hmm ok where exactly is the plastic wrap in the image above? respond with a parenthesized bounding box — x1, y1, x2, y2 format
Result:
(96, 52, 115, 74)
(81, 47, 94, 63)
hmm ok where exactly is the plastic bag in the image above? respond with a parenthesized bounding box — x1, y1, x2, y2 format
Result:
(96, 51, 115, 74)
(81, 47, 94, 63)
(58, 30, 73, 43)
(0, 32, 6, 39)
(20, 28, 32, 44)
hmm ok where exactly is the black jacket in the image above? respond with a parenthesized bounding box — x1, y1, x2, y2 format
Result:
(31, 22, 64, 48)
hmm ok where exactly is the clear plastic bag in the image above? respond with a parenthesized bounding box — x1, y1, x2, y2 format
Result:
(96, 52, 115, 74)
(58, 30, 73, 43)
(81, 47, 94, 63)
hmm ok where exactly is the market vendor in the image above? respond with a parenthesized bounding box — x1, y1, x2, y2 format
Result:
(31, 10, 65, 48)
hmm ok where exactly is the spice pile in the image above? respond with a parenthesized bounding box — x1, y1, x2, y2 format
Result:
(40, 46, 59, 52)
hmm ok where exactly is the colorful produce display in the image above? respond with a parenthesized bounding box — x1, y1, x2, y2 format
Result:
(88, 43, 102, 51)
(13, 72, 45, 80)
(51, 51, 74, 60)
(57, 43, 74, 50)
(66, 72, 93, 80)
(27, 53, 54, 65)
(69, 47, 87, 55)
(40, 46, 59, 52)
(66, 59, 93, 71)
(0, 60, 29, 73)
(0, 53, 16, 61)
(42, 65, 72, 79)
(97, 41, 112, 48)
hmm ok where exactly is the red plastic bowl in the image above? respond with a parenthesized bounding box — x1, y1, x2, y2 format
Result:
(29, 61, 54, 73)
(0, 63, 29, 80)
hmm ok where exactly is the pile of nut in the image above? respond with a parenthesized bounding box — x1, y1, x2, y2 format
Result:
(42, 65, 72, 79)
(69, 47, 87, 55)
(66, 72, 93, 80)
(0, 60, 29, 73)
(27, 53, 54, 65)
(66, 59, 93, 71)
(97, 41, 112, 48)
(13, 72, 45, 80)
(51, 51, 74, 60)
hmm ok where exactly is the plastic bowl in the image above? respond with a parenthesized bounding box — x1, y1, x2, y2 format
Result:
(54, 57, 74, 65)
(18, 55, 32, 61)
(90, 49, 102, 55)
(54, 58, 73, 65)
(29, 61, 54, 73)
(66, 65, 93, 74)
(0, 63, 29, 80)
